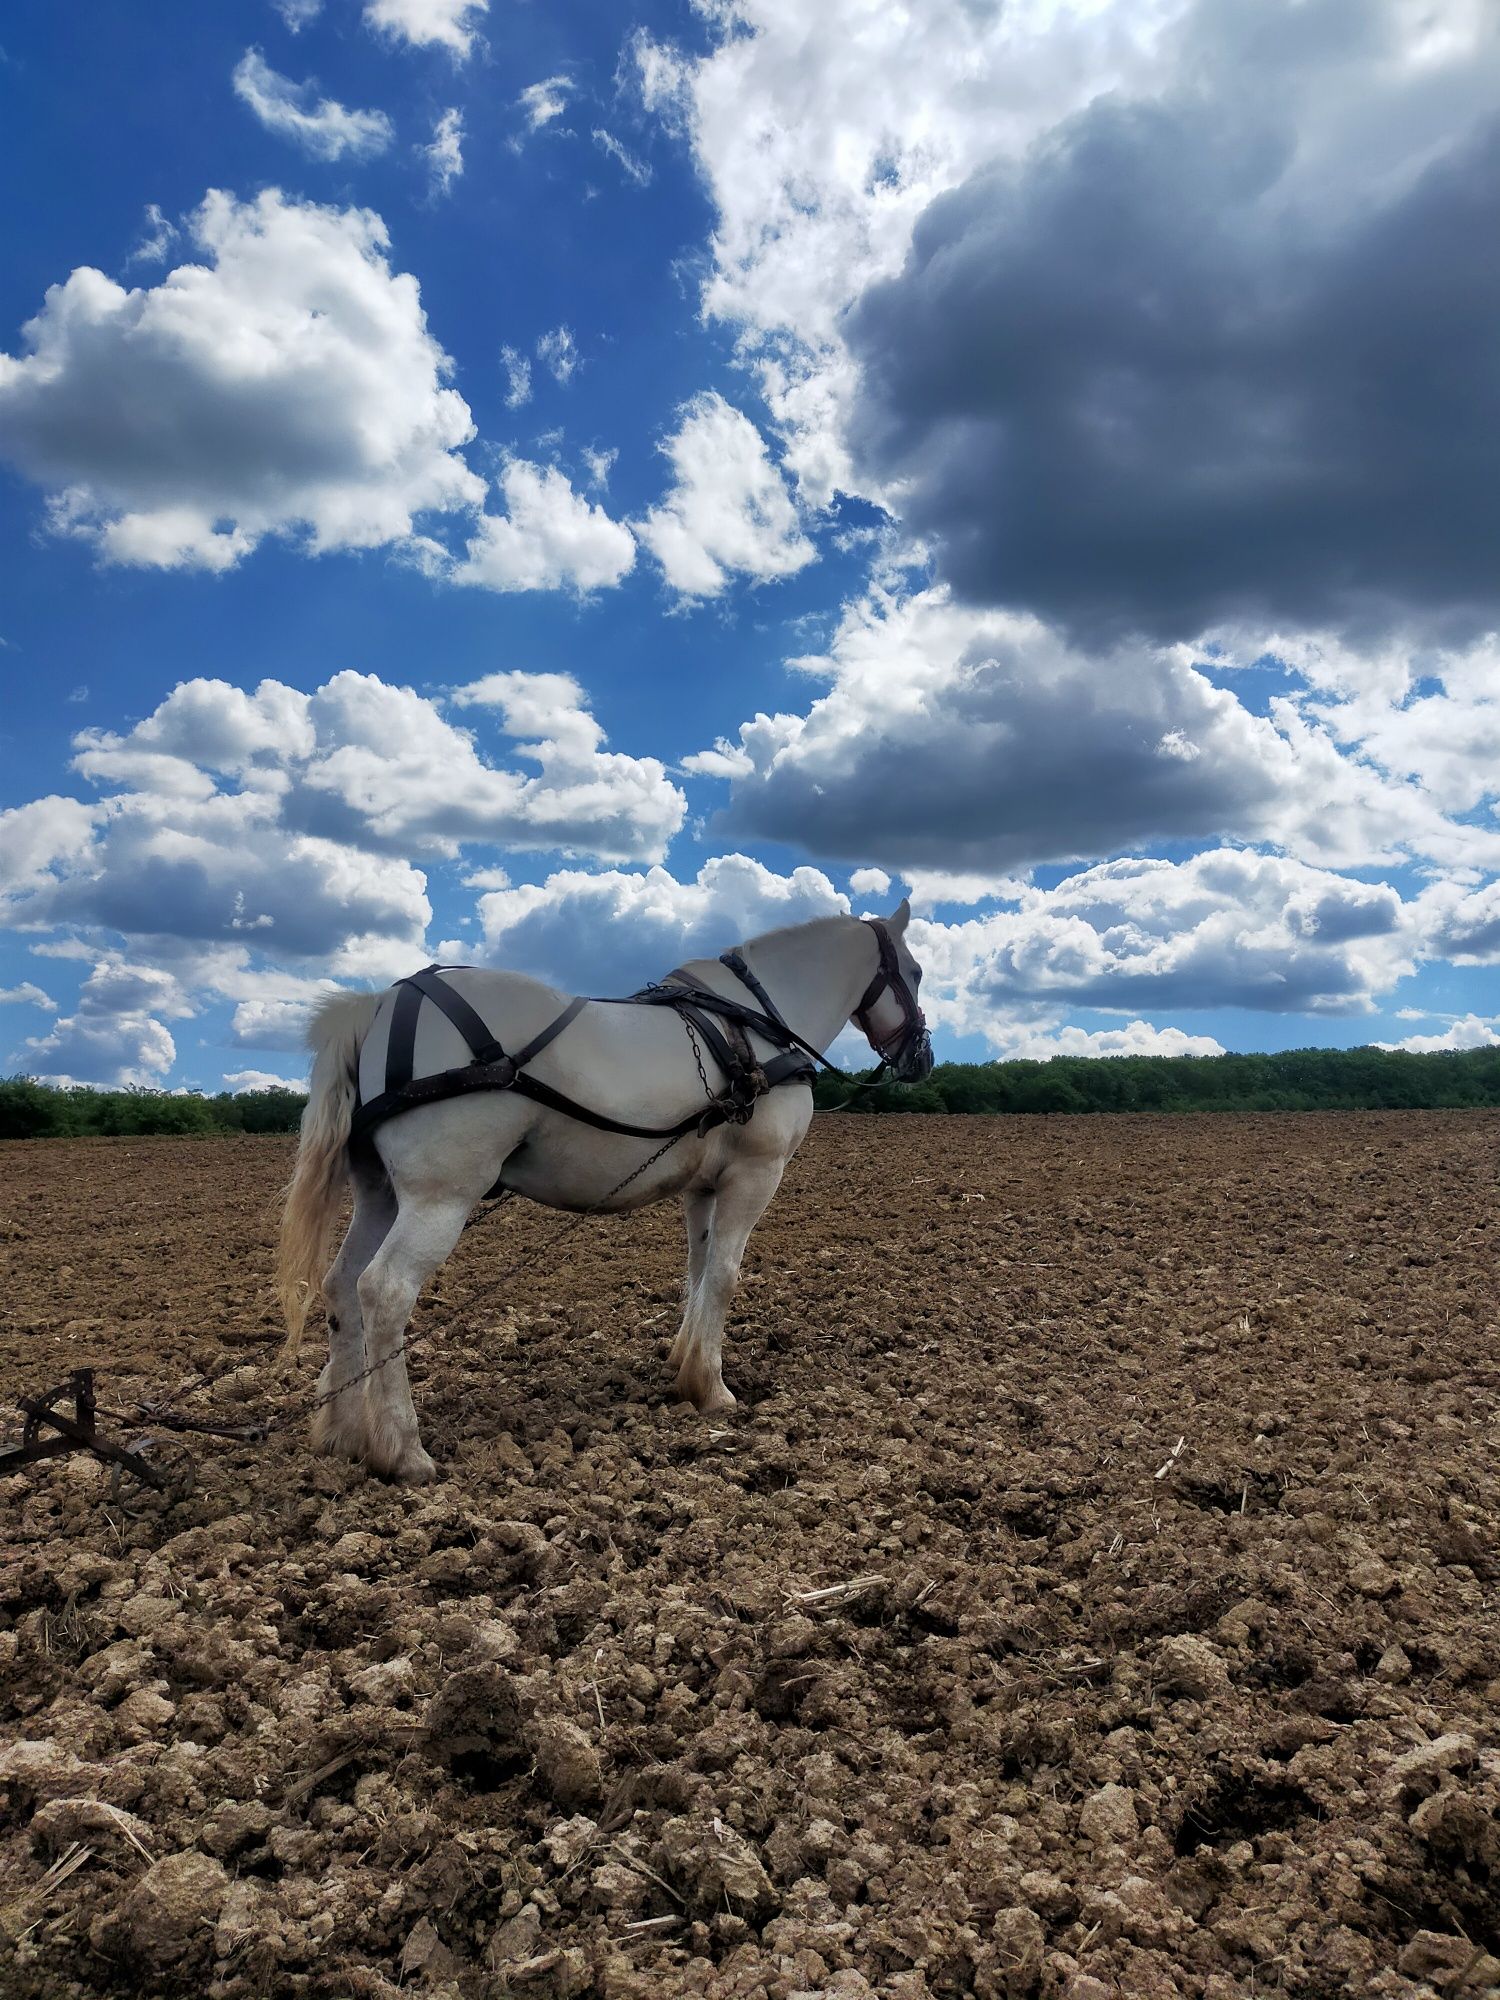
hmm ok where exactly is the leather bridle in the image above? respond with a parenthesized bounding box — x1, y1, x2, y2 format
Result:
(852, 918, 932, 1078)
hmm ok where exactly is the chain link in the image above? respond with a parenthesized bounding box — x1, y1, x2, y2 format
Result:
(681, 1013, 712, 1102)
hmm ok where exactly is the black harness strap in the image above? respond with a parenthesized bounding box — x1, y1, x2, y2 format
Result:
(647, 967, 837, 1079)
(511, 993, 587, 1071)
(719, 948, 789, 1030)
(349, 929, 917, 1150)
(385, 977, 423, 1092)
(509, 1074, 721, 1140)
(667, 995, 749, 1086)
(403, 965, 507, 1066)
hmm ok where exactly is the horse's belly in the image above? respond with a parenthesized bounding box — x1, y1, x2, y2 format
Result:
(498, 1122, 707, 1213)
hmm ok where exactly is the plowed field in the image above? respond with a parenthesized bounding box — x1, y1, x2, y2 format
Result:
(2, 1113, 1498, 1999)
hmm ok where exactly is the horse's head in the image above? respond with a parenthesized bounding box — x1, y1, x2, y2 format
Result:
(853, 899, 934, 1083)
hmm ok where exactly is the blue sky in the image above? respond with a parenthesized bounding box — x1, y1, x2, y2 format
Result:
(2, 0, 1498, 1089)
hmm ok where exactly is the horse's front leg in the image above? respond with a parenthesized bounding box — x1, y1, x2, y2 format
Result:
(673, 1158, 785, 1413)
(668, 1184, 716, 1376)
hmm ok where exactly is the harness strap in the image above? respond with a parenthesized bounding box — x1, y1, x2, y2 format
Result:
(511, 993, 587, 1071)
(386, 977, 424, 1091)
(352, 953, 850, 1151)
(352, 1052, 722, 1148)
(509, 1073, 723, 1140)
(719, 948, 791, 1030)
(403, 965, 507, 1066)
(674, 1000, 748, 1086)
(651, 969, 832, 1077)
(854, 919, 897, 1022)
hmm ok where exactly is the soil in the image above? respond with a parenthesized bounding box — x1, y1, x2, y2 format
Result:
(1, 1111, 1498, 2000)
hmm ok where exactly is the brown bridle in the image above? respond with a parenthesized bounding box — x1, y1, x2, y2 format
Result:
(852, 918, 931, 1073)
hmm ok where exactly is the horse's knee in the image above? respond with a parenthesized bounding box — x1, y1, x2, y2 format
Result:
(357, 1256, 408, 1330)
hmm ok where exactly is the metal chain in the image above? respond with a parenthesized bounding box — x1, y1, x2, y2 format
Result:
(681, 1013, 712, 1102)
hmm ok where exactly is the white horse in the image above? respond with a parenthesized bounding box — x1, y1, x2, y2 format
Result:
(277, 903, 930, 1483)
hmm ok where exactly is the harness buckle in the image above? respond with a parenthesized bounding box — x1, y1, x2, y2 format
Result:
(710, 1062, 767, 1128)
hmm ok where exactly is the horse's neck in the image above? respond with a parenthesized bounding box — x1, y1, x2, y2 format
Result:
(739, 919, 875, 1053)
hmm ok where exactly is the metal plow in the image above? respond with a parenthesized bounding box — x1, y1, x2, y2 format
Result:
(0, 1369, 195, 1503)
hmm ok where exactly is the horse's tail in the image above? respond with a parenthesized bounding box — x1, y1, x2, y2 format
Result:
(277, 990, 381, 1350)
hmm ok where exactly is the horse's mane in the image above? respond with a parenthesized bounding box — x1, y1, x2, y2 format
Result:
(727, 910, 860, 956)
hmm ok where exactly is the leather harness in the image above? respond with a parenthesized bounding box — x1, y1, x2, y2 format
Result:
(349, 919, 926, 1151)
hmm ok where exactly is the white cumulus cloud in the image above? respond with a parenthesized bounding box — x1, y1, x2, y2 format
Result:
(421, 107, 464, 195)
(61, 667, 684, 870)
(0, 982, 56, 1011)
(634, 0, 1183, 503)
(0, 189, 484, 572)
(912, 850, 1419, 1043)
(691, 589, 1498, 876)
(1376, 1014, 1500, 1054)
(232, 49, 394, 161)
(223, 1066, 306, 1091)
(637, 392, 813, 600)
(0, 796, 101, 895)
(997, 1020, 1225, 1061)
(478, 853, 849, 993)
(364, 0, 486, 58)
(453, 460, 636, 595)
(21, 958, 192, 1087)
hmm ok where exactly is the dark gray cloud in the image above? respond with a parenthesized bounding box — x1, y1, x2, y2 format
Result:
(1427, 881, 1500, 962)
(846, 91, 1500, 643)
(719, 632, 1289, 869)
(697, 597, 1439, 876)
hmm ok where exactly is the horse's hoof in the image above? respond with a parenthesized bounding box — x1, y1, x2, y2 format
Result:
(310, 1406, 366, 1462)
(368, 1437, 439, 1484)
(674, 1371, 737, 1415)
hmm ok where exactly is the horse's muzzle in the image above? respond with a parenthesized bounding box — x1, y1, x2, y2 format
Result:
(894, 1027, 934, 1083)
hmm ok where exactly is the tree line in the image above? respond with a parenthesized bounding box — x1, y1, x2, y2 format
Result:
(0, 1077, 306, 1140)
(813, 1044, 1500, 1115)
(4, 1041, 1500, 1141)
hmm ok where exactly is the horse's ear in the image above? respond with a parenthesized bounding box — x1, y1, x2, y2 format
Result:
(888, 897, 911, 935)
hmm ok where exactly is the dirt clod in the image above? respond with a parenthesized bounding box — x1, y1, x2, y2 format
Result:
(92, 1850, 228, 1970)
(4, 1116, 1500, 1997)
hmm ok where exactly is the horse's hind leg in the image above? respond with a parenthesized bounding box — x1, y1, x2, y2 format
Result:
(356, 1192, 474, 1484)
(668, 1184, 716, 1375)
(311, 1155, 396, 1463)
(673, 1158, 784, 1413)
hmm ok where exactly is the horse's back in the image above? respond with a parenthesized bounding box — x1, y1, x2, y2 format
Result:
(357, 967, 568, 1104)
